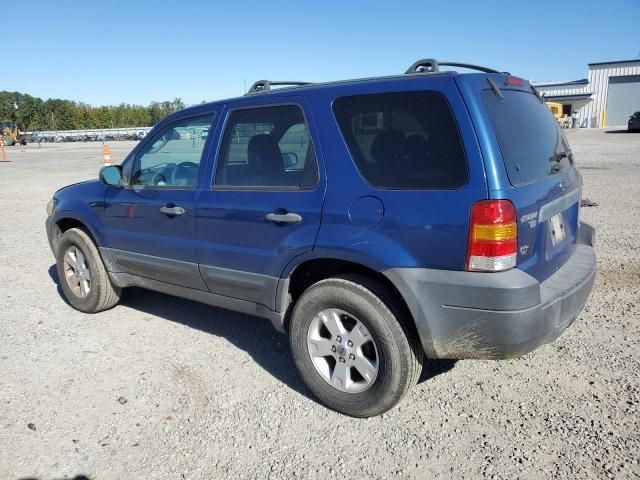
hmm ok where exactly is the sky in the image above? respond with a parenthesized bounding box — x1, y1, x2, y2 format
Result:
(4, 0, 639, 106)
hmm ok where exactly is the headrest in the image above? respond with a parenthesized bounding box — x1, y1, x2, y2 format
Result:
(247, 134, 283, 172)
(371, 129, 406, 163)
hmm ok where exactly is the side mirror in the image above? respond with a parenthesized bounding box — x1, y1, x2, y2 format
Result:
(99, 165, 123, 186)
(282, 152, 299, 168)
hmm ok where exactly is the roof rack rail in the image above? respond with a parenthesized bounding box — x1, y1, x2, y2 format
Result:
(246, 80, 313, 94)
(405, 59, 502, 75)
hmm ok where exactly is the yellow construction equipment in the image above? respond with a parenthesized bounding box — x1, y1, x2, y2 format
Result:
(546, 102, 571, 129)
(1, 122, 18, 146)
(545, 102, 563, 119)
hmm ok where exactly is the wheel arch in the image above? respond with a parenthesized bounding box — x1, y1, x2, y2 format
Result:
(276, 256, 417, 338)
(52, 215, 101, 253)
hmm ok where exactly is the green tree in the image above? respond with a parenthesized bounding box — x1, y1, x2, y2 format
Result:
(1, 90, 189, 131)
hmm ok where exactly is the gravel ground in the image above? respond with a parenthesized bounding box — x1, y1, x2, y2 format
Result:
(1, 129, 639, 480)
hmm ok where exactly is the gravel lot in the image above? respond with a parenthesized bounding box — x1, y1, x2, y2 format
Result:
(1, 129, 639, 480)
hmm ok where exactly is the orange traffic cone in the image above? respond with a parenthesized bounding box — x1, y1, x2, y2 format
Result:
(0, 139, 9, 162)
(102, 144, 111, 165)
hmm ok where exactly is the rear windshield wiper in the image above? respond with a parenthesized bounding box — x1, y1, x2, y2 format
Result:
(549, 151, 572, 162)
(549, 151, 573, 172)
(486, 78, 504, 99)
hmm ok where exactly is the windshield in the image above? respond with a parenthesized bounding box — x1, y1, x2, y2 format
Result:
(482, 89, 572, 186)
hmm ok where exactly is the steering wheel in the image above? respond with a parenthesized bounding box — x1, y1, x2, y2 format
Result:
(171, 161, 199, 186)
(150, 170, 168, 186)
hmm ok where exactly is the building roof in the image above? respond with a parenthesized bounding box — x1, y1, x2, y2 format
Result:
(588, 59, 640, 66)
(542, 93, 593, 101)
(532, 78, 589, 88)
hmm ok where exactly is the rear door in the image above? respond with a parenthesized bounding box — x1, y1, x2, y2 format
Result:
(196, 98, 325, 310)
(456, 74, 582, 282)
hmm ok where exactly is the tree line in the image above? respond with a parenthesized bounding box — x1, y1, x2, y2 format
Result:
(0, 91, 187, 132)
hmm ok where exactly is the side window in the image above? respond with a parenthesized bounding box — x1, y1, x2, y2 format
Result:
(129, 114, 213, 188)
(333, 92, 468, 189)
(214, 105, 318, 189)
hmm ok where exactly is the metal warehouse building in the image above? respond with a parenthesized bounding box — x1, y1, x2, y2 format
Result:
(533, 59, 640, 128)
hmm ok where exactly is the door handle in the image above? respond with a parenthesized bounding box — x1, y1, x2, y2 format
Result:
(265, 212, 303, 224)
(160, 205, 185, 216)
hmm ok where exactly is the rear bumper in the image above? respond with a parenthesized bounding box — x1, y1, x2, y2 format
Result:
(384, 222, 596, 359)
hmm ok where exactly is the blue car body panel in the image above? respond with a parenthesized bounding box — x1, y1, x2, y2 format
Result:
(51, 180, 109, 245)
(103, 187, 200, 263)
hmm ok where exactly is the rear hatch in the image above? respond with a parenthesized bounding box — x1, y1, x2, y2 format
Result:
(456, 73, 582, 282)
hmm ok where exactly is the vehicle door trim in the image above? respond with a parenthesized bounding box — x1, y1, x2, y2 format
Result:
(199, 265, 279, 309)
(107, 248, 208, 291)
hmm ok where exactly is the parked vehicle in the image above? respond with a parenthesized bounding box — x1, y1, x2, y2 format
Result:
(46, 59, 597, 417)
(628, 111, 640, 132)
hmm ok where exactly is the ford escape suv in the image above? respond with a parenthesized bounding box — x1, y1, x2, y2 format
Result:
(46, 59, 596, 417)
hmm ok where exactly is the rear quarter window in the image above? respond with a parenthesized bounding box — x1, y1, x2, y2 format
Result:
(333, 91, 468, 189)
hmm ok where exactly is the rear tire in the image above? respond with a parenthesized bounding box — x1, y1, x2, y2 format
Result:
(289, 274, 423, 417)
(55, 228, 121, 313)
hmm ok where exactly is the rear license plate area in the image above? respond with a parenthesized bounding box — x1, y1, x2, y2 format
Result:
(549, 213, 567, 246)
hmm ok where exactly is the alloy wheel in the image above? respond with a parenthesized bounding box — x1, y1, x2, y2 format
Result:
(307, 308, 379, 393)
(63, 245, 91, 298)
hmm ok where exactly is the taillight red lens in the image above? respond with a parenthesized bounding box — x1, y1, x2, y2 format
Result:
(467, 200, 517, 272)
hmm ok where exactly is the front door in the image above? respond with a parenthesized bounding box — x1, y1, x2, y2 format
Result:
(196, 100, 325, 309)
(104, 113, 214, 290)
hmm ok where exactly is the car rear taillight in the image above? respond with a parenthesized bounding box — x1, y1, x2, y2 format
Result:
(467, 200, 517, 272)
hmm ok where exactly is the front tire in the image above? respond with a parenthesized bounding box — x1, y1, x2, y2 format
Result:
(55, 228, 121, 313)
(289, 274, 423, 417)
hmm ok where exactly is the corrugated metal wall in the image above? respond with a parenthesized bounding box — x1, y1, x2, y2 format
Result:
(585, 61, 640, 127)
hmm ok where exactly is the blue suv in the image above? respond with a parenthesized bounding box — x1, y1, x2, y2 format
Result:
(46, 59, 596, 417)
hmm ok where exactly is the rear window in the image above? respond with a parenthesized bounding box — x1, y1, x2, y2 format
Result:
(333, 91, 468, 189)
(482, 89, 572, 186)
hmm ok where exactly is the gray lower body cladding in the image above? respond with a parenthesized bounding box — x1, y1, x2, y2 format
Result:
(384, 222, 597, 360)
(99, 247, 287, 330)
